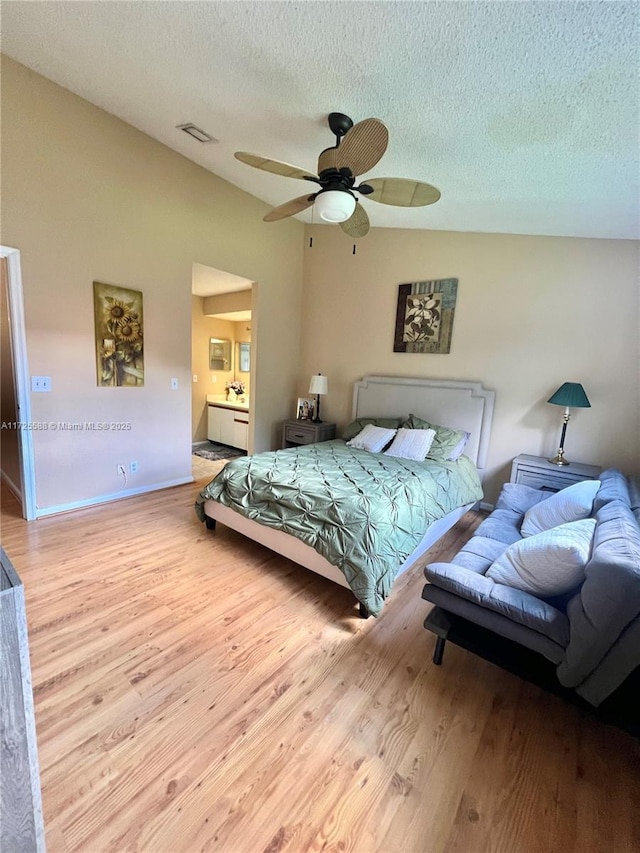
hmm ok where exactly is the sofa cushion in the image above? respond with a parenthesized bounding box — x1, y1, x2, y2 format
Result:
(472, 482, 550, 546)
(521, 479, 600, 537)
(454, 535, 509, 574)
(486, 519, 596, 597)
(422, 587, 568, 663)
(424, 561, 570, 647)
(557, 500, 640, 688)
(474, 509, 525, 546)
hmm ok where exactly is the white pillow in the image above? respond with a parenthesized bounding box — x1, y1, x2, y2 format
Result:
(521, 479, 600, 537)
(346, 423, 397, 453)
(486, 518, 596, 597)
(384, 428, 436, 461)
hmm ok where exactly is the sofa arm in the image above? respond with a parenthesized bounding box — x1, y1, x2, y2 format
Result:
(557, 500, 640, 688)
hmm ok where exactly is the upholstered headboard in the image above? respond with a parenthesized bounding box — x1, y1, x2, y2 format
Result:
(352, 375, 495, 471)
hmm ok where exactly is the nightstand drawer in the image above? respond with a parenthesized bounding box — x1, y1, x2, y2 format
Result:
(284, 423, 316, 445)
(516, 469, 588, 492)
(282, 420, 336, 448)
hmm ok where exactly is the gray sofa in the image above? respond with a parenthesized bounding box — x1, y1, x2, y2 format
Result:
(422, 469, 640, 708)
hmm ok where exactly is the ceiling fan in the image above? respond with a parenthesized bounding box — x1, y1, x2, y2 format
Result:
(234, 112, 441, 238)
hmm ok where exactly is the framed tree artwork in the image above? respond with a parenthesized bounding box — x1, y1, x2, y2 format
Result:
(393, 278, 458, 354)
(93, 282, 144, 386)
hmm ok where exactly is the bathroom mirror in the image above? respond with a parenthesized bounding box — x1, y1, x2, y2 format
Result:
(209, 338, 231, 371)
(237, 341, 251, 373)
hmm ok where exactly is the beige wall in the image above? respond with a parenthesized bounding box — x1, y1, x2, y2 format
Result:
(301, 226, 639, 503)
(203, 291, 251, 315)
(1, 57, 303, 512)
(0, 257, 21, 496)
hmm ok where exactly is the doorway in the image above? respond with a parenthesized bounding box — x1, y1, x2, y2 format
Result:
(191, 263, 254, 479)
(1, 246, 36, 520)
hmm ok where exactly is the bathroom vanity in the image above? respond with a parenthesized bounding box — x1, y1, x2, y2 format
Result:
(206, 396, 250, 450)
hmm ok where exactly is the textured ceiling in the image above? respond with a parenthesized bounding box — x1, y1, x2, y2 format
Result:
(2, 1, 638, 239)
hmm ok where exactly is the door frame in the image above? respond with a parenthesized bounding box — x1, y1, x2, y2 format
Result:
(1, 246, 36, 520)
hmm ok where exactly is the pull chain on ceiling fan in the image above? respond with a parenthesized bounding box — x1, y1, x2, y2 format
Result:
(234, 112, 441, 238)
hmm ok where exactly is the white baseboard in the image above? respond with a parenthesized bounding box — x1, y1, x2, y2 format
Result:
(1, 469, 23, 502)
(35, 476, 195, 518)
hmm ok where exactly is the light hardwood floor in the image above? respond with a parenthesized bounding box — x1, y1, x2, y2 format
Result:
(1, 477, 638, 853)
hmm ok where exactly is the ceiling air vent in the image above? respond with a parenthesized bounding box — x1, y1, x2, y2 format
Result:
(176, 123, 218, 143)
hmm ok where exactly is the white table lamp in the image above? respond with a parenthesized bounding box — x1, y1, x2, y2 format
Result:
(309, 373, 328, 423)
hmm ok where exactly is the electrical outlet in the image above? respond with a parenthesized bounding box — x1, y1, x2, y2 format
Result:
(117, 464, 126, 477)
(192, 374, 198, 383)
(130, 461, 138, 474)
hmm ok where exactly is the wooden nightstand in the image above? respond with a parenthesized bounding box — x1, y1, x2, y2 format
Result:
(282, 420, 336, 448)
(510, 453, 601, 493)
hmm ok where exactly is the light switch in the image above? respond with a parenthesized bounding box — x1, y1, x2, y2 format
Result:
(192, 374, 198, 383)
(31, 376, 51, 392)
(171, 377, 179, 390)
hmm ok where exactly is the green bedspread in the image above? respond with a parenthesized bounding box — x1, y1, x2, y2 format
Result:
(195, 440, 483, 616)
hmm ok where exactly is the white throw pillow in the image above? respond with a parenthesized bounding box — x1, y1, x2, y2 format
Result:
(346, 423, 397, 453)
(521, 479, 600, 537)
(384, 428, 436, 461)
(486, 518, 596, 597)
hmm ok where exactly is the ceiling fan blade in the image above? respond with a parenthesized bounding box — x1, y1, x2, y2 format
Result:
(339, 202, 370, 238)
(335, 118, 389, 176)
(366, 177, 441, 207)
(263, 194, 316, 222)
(235, 152, 317, 181)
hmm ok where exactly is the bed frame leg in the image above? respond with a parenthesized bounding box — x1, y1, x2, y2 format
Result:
(433, 637, 446, 665)
(358, 602, 371, 619)
(205, 517, 216, 531)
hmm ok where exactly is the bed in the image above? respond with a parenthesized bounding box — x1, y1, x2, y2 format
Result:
(195, 376, 495, 616)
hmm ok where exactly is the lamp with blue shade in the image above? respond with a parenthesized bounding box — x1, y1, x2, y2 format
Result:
(547, 382, 591, 466)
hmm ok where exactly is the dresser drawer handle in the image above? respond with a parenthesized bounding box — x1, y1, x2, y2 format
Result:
(234, 418, 248, 424)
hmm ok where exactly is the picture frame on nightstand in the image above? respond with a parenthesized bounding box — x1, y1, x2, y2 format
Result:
(296, 397, 316, 421)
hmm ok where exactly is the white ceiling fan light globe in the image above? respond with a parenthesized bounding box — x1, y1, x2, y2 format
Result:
(314, 190, 356, 223)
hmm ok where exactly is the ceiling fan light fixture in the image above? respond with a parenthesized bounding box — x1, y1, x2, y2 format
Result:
(314, 189, 356, 223)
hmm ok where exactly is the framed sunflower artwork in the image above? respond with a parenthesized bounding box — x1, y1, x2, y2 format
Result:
(93, 282, 144, 386)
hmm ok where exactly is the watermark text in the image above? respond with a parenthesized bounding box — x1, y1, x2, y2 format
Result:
(1, 421, 132, 431)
